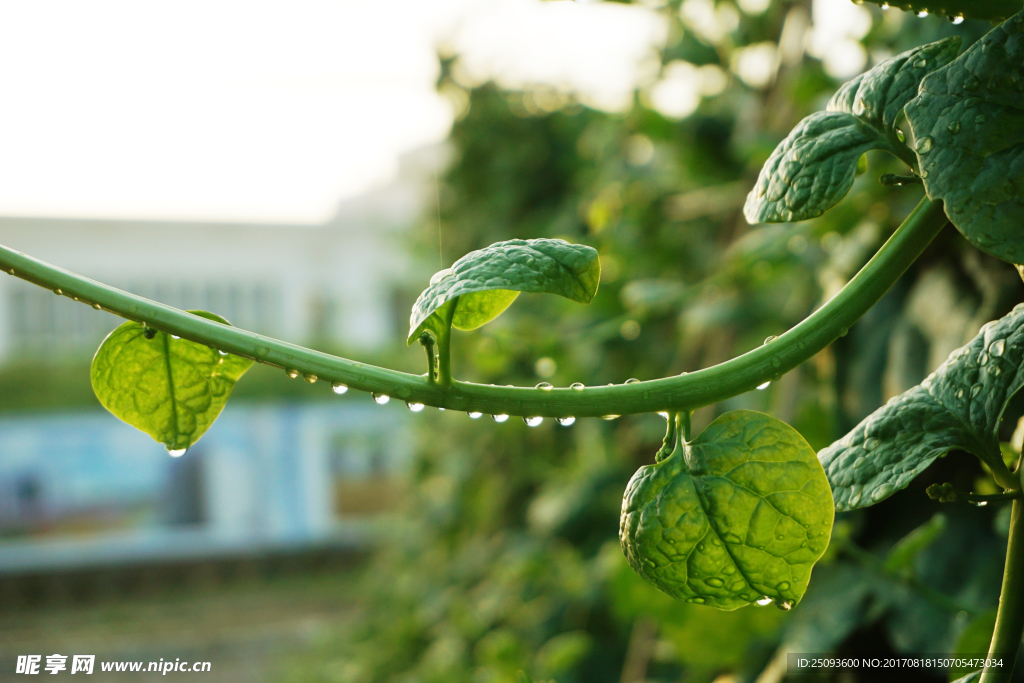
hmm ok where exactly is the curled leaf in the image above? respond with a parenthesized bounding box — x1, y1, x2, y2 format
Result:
(407, 238, 600, 343)
(821, 303, 1024, 510)
(620, 410, 834, 610)
(90, 311, 254, 452)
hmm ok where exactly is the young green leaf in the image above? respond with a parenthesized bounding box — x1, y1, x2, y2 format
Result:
(91, 311, 254, 452)
(620, 410, 834, 611)
(821, 304, 1024, 511)
(407, 238, 600, 343)
(743, 112, 894, 224)
(904, 11, 1024, 264)
(828, 36, 961, 152)
(745, 38, 960, 225)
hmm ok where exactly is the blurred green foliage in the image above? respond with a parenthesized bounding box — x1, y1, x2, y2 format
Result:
(279, 3, 1024, 682)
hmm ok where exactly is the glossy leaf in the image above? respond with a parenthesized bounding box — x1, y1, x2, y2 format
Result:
(407, 238, 599, 343)
(620, 410, 834, 611)
(904, 11, 1024, 264)
(743, 112, 893, 224)
(821, 304, 1024, 510)
(828, 36, 961, 152)
(91, 311, 254, 452)
(745, 38, 959, 224)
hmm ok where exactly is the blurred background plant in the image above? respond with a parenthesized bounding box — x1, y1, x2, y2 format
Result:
(1, 1, 1022, 683)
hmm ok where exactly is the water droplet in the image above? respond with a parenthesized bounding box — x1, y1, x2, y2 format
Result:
(853, 99, 865, 116)
(407, 402, 425, 412)
(524, 416, 543, 427)
(880, 1, 889, 8)
(658, 411, 669, 419)
(771, 357, 782, 368)
(991, 339, 1006, 357)
(569, 382, 585, 390)
(895, 128, 906, 143)
(757, 381, 770, 390)
(913, 58, 927, 68)
(949, 121, 961, 134)
(871, 483, 895, 502)
(256, 346, 270, 358)
(990, 365, 1002, 377)
(372, 393, 390, 405)
(5, 268, 12, 275)
(53, 288, 62, 295)
(915, 9, 927, 17)
(757, 597, 773, 606)
(697, 543, 705, 551)
(980, 353, 989, 366)
(763, 335, 777, 345)
(492, 414, 509, 423)
(167, 448, 186, 457)
(970, 384, 982, 398)
(303, 374, 318, 384)
(601, 415, 620, 420)
(972, 500, 989, 507)
(956, 389, 964, 399)
(625, 378, 640, 384)
(557, 416, 575, 426)
(776, 600, 793, 611)
(331, 383, 348, 395)
(171, 335, 181, 340)
(286, 369, 300, 379)
(706, 578, 724, 588)
(776, 581, 790, 591)
(918, 170, 929, 179)
(691, 597, 705, 604)
(848, 492, 862, 507)
(864, 437, 880, 451)
(218, 349, 228, 356)
(92, 303, 102, 310)
(917, 136, 934, 153)
(535, 382, 553, 391)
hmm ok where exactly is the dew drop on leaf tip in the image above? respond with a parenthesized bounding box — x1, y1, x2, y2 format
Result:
(331, 382, 348, 395)
(492, 414, 510, 423)
(951, 14, 963, 24)
(757, 381, 771, 390)
(557, 416, 575, 426)
(407, 402, 425, 413)
(524, 416, 543, 427)
(372, 393, 390, 405)
(915, 10, 927, 17)
(468, 411, 483, 419)
(756, 596, 773, 606)
(167, 448, 187, 458)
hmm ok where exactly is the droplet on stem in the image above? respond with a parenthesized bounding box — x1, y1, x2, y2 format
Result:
(407, 402, 425, 412)
(303, 374, 318, 384)
(569, 382, 585, 390)
(557, 416, 575, 426)
(524, 416, 543, 427)
(492, 414, 509, 423)
(468, 411, 483, 419)
(331, 382, 349, 395)
(535, 382, 553, 391)
(757, 381, 771, 390)
(372, 393, 390, 405)
(286, 369, 300, 379)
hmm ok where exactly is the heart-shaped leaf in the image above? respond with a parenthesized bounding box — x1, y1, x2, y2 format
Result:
(408, 238, 600, 343)
(904, 11, 1024, 264)
(91, 311, 254, 452)
(620, 410, 834, 611)
(744, 37, 961, 225)
(820, 303, 1024, 511)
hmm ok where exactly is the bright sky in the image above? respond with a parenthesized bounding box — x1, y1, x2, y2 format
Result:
(0, 1, 665, 224)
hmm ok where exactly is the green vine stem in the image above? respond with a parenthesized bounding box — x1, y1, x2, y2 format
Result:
(0, 197, 947, 418)
(982, 499, 1024, 683)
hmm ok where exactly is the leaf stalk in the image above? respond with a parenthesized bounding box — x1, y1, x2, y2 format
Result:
(981, 499, 1024, 682)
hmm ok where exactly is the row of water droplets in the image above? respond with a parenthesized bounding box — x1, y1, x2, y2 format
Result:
(863, 0, 965, 23)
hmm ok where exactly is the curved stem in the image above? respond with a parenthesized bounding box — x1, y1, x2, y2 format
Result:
(0, 197, 947, 417)
(981, 499, 1024, 683)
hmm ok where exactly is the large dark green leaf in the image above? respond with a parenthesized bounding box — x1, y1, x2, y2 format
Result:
(745, 38, 960, 224)
(620, 410, 834, 610)
(821, 304, 1024, 511)
(91, 311, 254, 452)
(407, 238, 600, 343)
(904, 11, 1024, 264)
